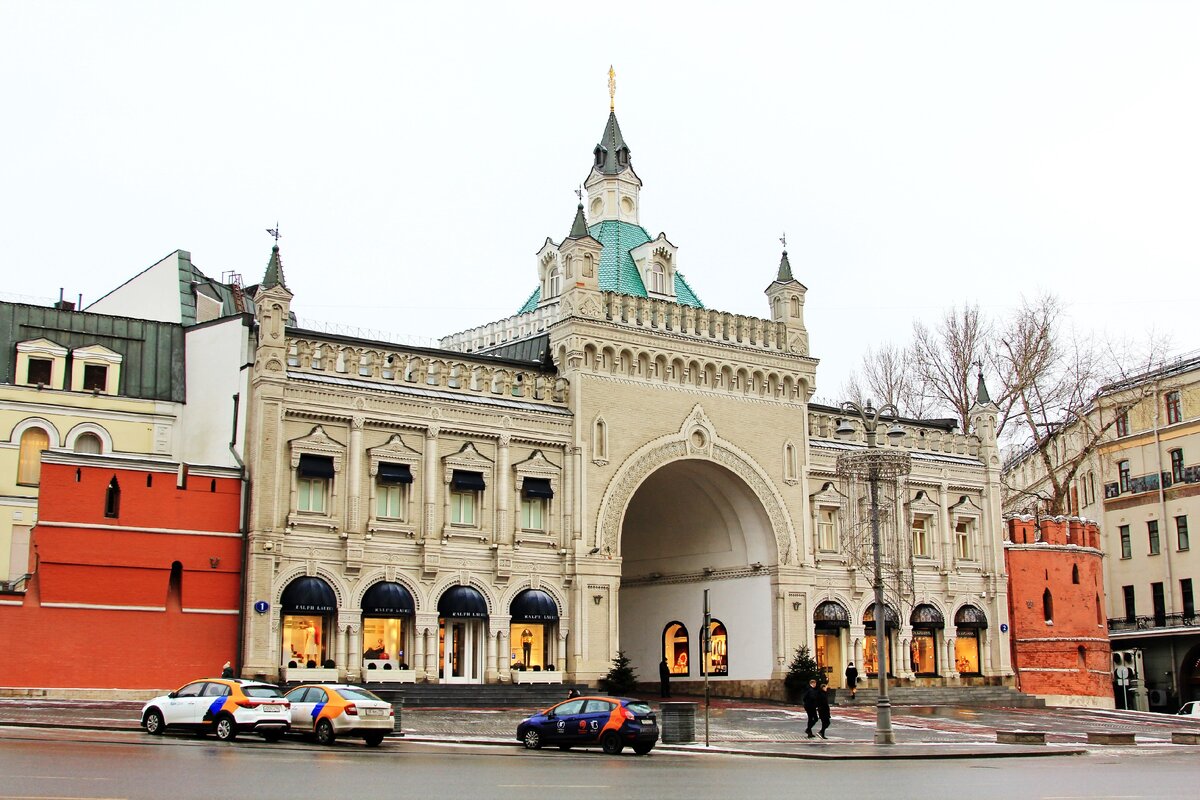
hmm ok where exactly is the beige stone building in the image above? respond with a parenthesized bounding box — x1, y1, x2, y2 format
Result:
(240, 105, 1013, 695)
(1003, 352, 1200, 710)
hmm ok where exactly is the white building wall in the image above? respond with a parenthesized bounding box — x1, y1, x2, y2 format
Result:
(180, 316, 251, 468)
(87, 251, 186, 324)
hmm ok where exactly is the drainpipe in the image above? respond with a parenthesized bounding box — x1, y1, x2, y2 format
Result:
(229, 390, 250, 677)
(1149, 382, 1178, 703)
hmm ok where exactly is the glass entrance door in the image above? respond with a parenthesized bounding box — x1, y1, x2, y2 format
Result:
(439, 618, 482, 683)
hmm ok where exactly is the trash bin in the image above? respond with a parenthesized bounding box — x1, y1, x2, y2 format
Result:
(660, 701, 696, 744)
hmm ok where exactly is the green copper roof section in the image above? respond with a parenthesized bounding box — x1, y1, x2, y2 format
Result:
(776, 250, 794, 282)
(594, 111, 631, 175)
(261, 245, 288, 291)
(517, 287, 540, 315)
(567, 204, 590, 239)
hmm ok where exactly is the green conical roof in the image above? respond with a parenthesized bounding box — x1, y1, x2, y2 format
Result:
(976, 367, 992, 405)
(593, 111, 631, 175)
(567, 203, 590, 239)
(261, 245, 288, 291)
(777, 250, 794, 282)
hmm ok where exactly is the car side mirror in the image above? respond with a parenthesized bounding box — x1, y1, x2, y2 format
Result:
(167, 692, 177, 699)
(546, 711, 556, 719)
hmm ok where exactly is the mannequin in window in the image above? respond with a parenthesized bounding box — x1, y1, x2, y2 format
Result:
(521, 628, 533, 668)
(364, 638, 386, 659)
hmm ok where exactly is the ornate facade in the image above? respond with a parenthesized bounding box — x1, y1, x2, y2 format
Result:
(240, 103, 1013, 695)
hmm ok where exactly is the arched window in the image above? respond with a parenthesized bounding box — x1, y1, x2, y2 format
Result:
(17, 427, 50, 485)
(703, 619, 728, 676)
(789, 295, 800, 316)
(592, 417, 608, 462)
(547, 267, 562, 298)
(166, 560, 183, 612)
(953, 605, 986, 675)
(663, 621, 690, 677)
(783, 441, 798, 482)
(909, 604, 944, 676)
(1072, 564, 1080, 584)
(104, 476, 121, 518)
(647, 262, 665, 294)
(1043, 589, 1054, 624)
(73, 432, 102, 454)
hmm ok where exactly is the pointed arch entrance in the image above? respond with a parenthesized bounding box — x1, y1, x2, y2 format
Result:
(617, 457, 781, 683)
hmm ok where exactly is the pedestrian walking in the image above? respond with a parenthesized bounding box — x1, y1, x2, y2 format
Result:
(802, 678, 820, 738)
(816, 682, 832, 738)
(844, 661, 859, 699)
(567, 688, 581, 699)
(221, 661, 234, 678)
(659, 657, 671, 698)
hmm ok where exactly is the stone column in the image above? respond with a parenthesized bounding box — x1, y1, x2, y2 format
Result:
(938, 482, 952, 572)
(335, 622, 348, 675)
(486, 621, 500, 682)
(557, 629, 568, 673)
(347, 416, 364, 533)
(423, 427, 439, 539)
(497, 435, 511, 545)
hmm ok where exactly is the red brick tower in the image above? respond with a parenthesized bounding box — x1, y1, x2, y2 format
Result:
(1005, 516, 1113, 707)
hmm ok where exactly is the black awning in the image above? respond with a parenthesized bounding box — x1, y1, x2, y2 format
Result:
(509, 589, 559, 622)
(437, 585, 488, 618)
(954, 604, 989, 629)
(451, 470, 486, 491)
(281, 576, 337, 613)
(813, 600, 850, 629)
(378, 462, 413, 484)
(298, 454, 334, 479)
(910, 603, 945, 627)
(361, 581, 415, 617)
(521, 477, 553, 499)
(863, 604, 900, 631)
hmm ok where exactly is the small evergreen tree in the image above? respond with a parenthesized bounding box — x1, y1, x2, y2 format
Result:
(598, 650, 639, 696)
(783, 644, 822, 703)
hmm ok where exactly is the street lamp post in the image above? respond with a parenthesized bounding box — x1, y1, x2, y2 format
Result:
(835, 400, 910, 745)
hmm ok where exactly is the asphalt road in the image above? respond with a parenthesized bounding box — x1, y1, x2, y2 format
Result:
(0, 728, 1197, 800)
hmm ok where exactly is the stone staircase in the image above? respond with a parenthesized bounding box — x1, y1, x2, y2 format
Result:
(835, 685, 1045, 708)
(348, 682, 590, 708)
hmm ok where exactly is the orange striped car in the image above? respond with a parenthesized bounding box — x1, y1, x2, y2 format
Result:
(517, 696, 658, 755)
(284, 684, 395, 747)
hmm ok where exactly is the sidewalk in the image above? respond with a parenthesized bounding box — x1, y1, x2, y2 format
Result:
(9, 694, 1192, 760)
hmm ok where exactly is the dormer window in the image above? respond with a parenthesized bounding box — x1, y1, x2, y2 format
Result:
(647, 263, 665, 294)
(83, 364, 108, 392)
(26, 358, 52, 386)
(16, 338, 67, 389)
(70, 345, 121, 395)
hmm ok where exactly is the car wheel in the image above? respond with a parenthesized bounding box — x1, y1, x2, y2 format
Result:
(144, 709, 164, 735)
(214, 715, 237, 742)
(522, 729, 542, 750)
(261, 730, 284, 743)
(316, 719, 336, 746)
(364, 733, 385, 748)
(632, 743, 654, 756)
(601, 732, 623, 755)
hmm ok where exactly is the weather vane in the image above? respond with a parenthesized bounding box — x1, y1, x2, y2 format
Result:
(575, 185, 583, 203)
(266, 223, 281, 245)
(608, 65, 616, 111)
(780, 232, 787, 251)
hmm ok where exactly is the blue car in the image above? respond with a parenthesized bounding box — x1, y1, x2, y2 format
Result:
(516, 696, 658, 755)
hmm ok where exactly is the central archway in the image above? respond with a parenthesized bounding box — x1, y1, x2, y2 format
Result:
(618, 459, 779, 684)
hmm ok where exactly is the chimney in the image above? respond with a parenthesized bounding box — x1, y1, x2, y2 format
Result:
(53, 288, 75, 312)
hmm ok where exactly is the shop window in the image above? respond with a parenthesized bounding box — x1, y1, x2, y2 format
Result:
(909, 604, 943, 676)
(376, 462, 412, 521)
(297, 454, 333, 514)
(17, 427, 50, 485)
(450, 470, 485, 526)
(911, 517, 930, 558)
(104, 477, 121, 518)
(1177, 516, 1190, 551)
(73, 432, 102, 454)
(362, 618, 408, 669)
(1119, 525, 1131, 559)
(663, 621, 690, 676)
(954, 633, 980, 674)
(955, 519, 974, 560)
(863, 605, 897, 676)
(703, 619, 728, 676)
(817, 508, 838, 552)
(509, 589, 558, 671)
(26, 358, 52, 386)
(1165, 390, 1182, 425)
(1042, 589, 1054, 624)
(1148, 520, 1160, 555)
(283, 615, 327, 667)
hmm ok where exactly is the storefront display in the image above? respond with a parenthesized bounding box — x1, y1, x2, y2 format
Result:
(703, 620, 728, 676)
(360, 581, 414, 669)
(813, 601, 849, 686)
(863, 603, 899, 677)
(909, 604, 944, 675)
(280, 576, 338, 668)
(664, 621, 690, 676)
(283, 615, 326, 667)
(954, 604, 987, 675)
(508, 589, 559, 671)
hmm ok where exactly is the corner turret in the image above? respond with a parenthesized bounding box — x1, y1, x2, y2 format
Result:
(764, 247, 809, 356)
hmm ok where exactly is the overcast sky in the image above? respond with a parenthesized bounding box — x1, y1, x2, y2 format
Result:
(2, 2, 1196, 402)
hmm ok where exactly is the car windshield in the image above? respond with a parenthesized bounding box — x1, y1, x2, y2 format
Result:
(243, 685, 284, 698)
(626, 702, 653, 715)
(338, 687, 383, 702)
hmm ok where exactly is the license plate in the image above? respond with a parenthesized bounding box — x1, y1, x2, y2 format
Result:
(640, 718, 655, 725)
(365, 708, 386, 717)
(263, 705, 281, 712)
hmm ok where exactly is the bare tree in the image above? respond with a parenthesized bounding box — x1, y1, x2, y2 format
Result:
(909, 304, 989, 432)
(842, 343, 935, 420)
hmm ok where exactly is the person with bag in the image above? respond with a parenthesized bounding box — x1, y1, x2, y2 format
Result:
(845, 661, 859, 699)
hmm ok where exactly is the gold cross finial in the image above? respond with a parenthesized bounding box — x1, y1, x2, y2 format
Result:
(608, 65, 616, 112)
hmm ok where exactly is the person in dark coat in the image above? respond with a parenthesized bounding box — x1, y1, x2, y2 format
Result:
(659, 657, 671, 698)
(221, 661, 234, 679)
(802, 678, 821, 738)
(845, 661, 859, 699)
(816, 682, 832, 738)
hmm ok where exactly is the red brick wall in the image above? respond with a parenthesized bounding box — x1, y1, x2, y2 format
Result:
(1005, 517, 1112, 699)
(0, 462, 243, 690)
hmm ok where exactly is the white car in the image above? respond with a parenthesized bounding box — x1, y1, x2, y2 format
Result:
(1177, 701, 1200, 717)
(284, 684, 394, 746)
(141, 678, 291, 741)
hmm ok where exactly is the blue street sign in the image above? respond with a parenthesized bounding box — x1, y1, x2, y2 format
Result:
(999, 623, 1009, 633)
(254, 601, 270, 614)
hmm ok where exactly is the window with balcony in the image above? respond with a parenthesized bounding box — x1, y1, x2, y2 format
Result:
(1170, 449, 1184, 483)
(1118, 460, 1130, 493)
(1165, 390, 1182, 425)
(1177, 515, 1190, 552)
(1115, 411, 1129, 437)
(1148, 520, 1160, 556)
(1119, 525, 1131, 559)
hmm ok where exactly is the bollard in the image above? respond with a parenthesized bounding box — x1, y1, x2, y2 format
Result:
(660, 701, 697, 744)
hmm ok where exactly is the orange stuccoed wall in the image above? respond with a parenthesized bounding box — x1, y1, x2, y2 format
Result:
(1004, 516, 1114, 707)
(0, 462, 243, 691)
